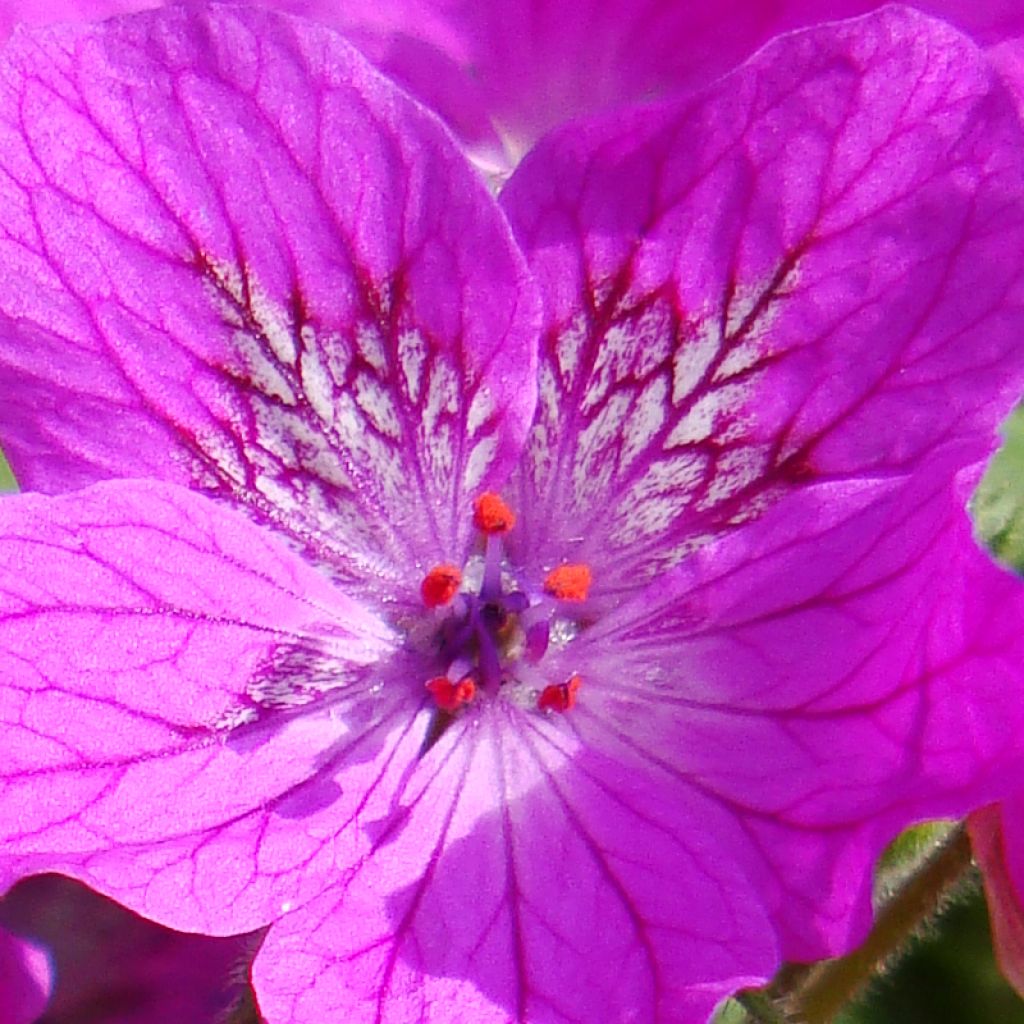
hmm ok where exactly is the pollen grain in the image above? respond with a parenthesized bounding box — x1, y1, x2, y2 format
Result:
(543, 563, 592, 602)
(421, 563, 462, 607)
(426, 676, 477, 712)
(538, 674, 582, 713)
(473, 492, 516, 534)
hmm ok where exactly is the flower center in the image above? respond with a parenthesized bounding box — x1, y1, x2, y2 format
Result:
(418, 492, 590, 718)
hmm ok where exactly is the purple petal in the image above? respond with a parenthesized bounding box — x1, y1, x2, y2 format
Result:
(0, 924, 49, 1024)
(498, 7, 1024, 602)
(0, 480, 403, 933)
(0, 6, 539, 598)
(0, 874, 251, 1024)
(272, 1, 1024, 162)
(0, 1, 160, 41)
(972, 801, 1024, 998)
(558, 455, 1024, 958)
(251, 702, 778, 1024)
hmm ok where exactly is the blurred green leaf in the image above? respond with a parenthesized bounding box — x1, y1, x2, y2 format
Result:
(711, 999, 748, 1024)
(973, 406, 1024, 571)
(0, 448, 14, 492)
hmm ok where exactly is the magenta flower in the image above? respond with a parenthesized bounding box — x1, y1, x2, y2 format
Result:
(0, 0, 160, 40)
(970, 806, 1024, 997)
(0, 875, 252, 1024)
(0, 924, 49, 1024)
(3, 5, 1024, 1022)
(273, 0, 1024, 168)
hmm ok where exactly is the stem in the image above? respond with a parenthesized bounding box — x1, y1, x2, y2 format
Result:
(775, 823, 974, 1023)
(735, 989, 794, 1024)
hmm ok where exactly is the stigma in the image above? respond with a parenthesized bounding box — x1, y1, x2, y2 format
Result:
(416, 492, 589, 717)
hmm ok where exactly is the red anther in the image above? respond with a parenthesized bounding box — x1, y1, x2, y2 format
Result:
(473, 492, 516, 534)
(421, 563, 462, 608)
(538, 674, 582, 713)
(543, 563, 593, 602)
(426, 675, 477, 712)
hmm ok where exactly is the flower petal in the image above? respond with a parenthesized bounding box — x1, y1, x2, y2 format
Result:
(251, 703, 778, 1024)
(0, 1, 161, 41)
(0, 873, 252, 1024)
(0, 924, 50, 1024)
(971, 800, 1024, 998)
(559, 454, 1024, 958)
(0, 6, 539, 598)
(270, 2, 1024, 163)
(498, 7, 1024, 602)
(0, 479, 405, 933)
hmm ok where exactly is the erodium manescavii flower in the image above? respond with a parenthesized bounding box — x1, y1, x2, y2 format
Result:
(9, 3, 1024, 173)
(4, 5, 1024, 1023)
(230, 0, 1024, 172)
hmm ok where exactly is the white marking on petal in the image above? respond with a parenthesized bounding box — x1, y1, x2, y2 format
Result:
(323, 332, 353, 385)
(298, 342, 335, 426)
(573, 392, 631, 507)
(465, 434, 499, 490)
(666, 380, 750, 448)
(397, 329, 427, 403)
(422, 422, 454, 490)
(555, 314, 587, 387)
(244, 268, 297, 366)
(203, 256, 245, 308)
(466, 385, 495, 437)
(621, 376, 668, 470)
(355, 322, 387, 374)
(672, 322, 719, 405)
(697, 444, 771, 510)
(355, 372, 402, 440)
(423, 360, 458, 433)
(234, 329, 297, 405)
(612, 454, 706, 545)
(192, 430, 248, 486)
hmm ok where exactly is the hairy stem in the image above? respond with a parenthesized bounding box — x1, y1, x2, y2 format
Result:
(735, 988, 795, 1023)
(774, 822, 975, 1023)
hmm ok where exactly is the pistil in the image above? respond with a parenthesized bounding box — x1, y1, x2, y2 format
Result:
(418, 492, 588, 716)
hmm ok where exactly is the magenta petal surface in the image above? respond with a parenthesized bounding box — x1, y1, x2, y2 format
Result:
(0, 874, 251, 1024)
(0, 480, 400, 933)
(272, 1, 1024, 162)
(971, 802, 1024, 999)
(558, 457, 1024, 958)
(0, 6, 539, 596)
(498, 7, 1024, 600)
(0, 1, 160, 41)
(0, 924, 49, 1024)
(252, 703, 777, 1024)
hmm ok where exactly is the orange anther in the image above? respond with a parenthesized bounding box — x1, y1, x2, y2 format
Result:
(473, 492, 516, 534)
(543, 563, 592, 602)
(426, 675, 477, 712)
(538, 674, 582, 713)
(421, 563, 462, 608)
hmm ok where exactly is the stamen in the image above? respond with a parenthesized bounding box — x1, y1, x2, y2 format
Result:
(543, 563, 592, 602)
(538, 674, 582, 713)
(421, 563, 462, 608)
(473, 492, 516, 534)
(426, 675, 476, 712)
